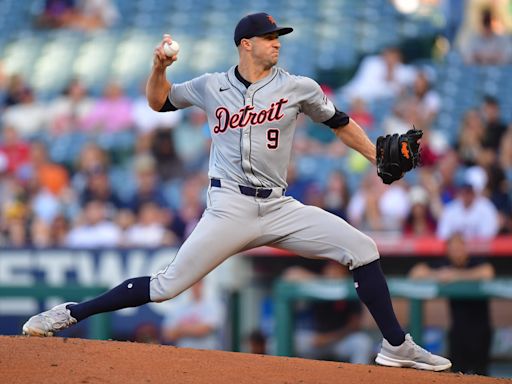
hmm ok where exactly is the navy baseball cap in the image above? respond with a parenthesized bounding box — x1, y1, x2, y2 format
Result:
(234, 13, 293, 46)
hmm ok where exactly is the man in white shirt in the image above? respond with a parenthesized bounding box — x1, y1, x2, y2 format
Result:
(437, 182, 499, 240)
(161, 279, 224, 350)
(66, 200, 121, 248)
(339, 46, 416, 103)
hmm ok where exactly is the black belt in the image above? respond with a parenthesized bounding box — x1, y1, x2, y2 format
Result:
(210, 178, 282, 198)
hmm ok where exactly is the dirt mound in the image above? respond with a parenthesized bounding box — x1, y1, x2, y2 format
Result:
(0, 336, 507, 384)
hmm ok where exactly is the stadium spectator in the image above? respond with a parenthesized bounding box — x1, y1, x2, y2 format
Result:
(2, 74, 30, 107)
(151, 128, 184, 182)
(456, 0, 512, 51)
(133, 322, 160, 344)
(50, 214, 71, 246)
(0, 125, 31, 176)
(30, 217, 53, 248)
(323, 170, 351, 220)
(403, 186, 437, 237)
(172, 107, 209, 172)
(348, 171, 410, 232)
(2, 87, 47, 138)
(436, 176, 499, 240)
(161, 279, 224, 350)
(499, 125, 512, 170)
(47, 78, 94, 135)
(22, 142, 69, 198)
(415, 169, 443, 219)
(424, 149, 459, 205)
(284, 262, 373, 364)
(304, 85, 340, 148)
(347, 171, 384, 231)
(339, 46, 416, 103)
(455, 109, 485, 167)
(1, 179, 29, 247)
(115, 208, 136, 244)
(66, 199, 121, 248)
(81, 82, 133, 133)
(409, 233, 495, 375)
(247, 329, 267, 355)
(347, 97, 374, 130)
(0, 60, 8, 106)
(301, 183, 325, 211)
(126, 153, 167, 213)
(378, 181, 411, 232)
(69, 0, 120, 31)
(34, 0, 76, 29)
(0, 177, 27, 222)
(485, 164, 512, 234)
(284, 162, 314, 203)
(36, 0, 119, 31)
(480, 95, 508, 152)
(123, 202, 178, 248)
(4, 217, 28, 248)
(419, 127, 449, 169)
(383, 69, 441, 135)
(132, 83, 174, 135)
(31, 187, 62, 225)
(80, 165, 123, 212)
(175, 174, 206, 239)
(132, 81, 183, 153)
(462, 7, 512, 65)
(71, 143, 110, 195)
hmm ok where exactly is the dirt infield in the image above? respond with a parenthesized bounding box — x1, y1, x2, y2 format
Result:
(0, 336, 509, 384)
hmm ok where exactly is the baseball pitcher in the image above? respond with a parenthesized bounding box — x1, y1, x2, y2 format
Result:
(23, 12, 450, 371)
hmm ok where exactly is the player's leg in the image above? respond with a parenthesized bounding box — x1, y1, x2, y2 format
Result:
(23, 186, 260, 336)
(262, 198, 451, 370)
(265, 201, 406, 343)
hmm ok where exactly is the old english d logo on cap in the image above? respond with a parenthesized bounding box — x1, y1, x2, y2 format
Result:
(234, 12, 293, 46)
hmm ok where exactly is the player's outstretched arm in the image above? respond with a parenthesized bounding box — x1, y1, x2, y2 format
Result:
(146, 34, 177, 111)
(332, 118, 376, 165)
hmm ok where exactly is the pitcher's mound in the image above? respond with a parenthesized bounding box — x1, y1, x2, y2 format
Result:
(0, 336, 506, 384)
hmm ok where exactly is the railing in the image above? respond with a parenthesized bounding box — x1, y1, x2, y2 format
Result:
(0, 285, 111, 339)
(273, 278, 512, 356)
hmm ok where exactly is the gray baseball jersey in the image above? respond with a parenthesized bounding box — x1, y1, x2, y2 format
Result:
(150, 65, 379, 303)
(168, 65, 335, 188)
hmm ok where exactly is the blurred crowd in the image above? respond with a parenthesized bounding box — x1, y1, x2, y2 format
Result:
(35, 0, 119, 32)
(0, 73, 210, 248)
(0, 69, 510, 249)
(0, 1, 511, 249)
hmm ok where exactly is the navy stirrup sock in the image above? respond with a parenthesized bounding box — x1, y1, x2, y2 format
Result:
(352, 260, 405, 346)
(68, 276, 151, 322)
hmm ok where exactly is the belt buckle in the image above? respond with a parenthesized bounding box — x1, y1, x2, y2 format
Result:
(256, 187, 271, 198)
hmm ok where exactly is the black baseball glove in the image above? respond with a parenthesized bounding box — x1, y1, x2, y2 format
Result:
(376, 128, 423, 185)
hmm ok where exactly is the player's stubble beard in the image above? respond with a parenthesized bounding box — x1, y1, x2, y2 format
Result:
(250, 42, 279, 71)
(257, 51, 279, 71)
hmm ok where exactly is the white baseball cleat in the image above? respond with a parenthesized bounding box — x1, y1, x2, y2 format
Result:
(375, 334, 452, 371)
(22, 302, 78, 337)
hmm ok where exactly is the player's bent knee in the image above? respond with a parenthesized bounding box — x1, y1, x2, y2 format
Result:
(352, 234, 380, 269)
(148, 276, 186, 303)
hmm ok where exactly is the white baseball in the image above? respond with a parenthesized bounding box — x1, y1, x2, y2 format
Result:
(163, 40, 180, 57)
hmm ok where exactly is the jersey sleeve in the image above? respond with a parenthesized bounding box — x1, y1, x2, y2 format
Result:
(168, 73, 211, 110)
(297, 77, 336, 123)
